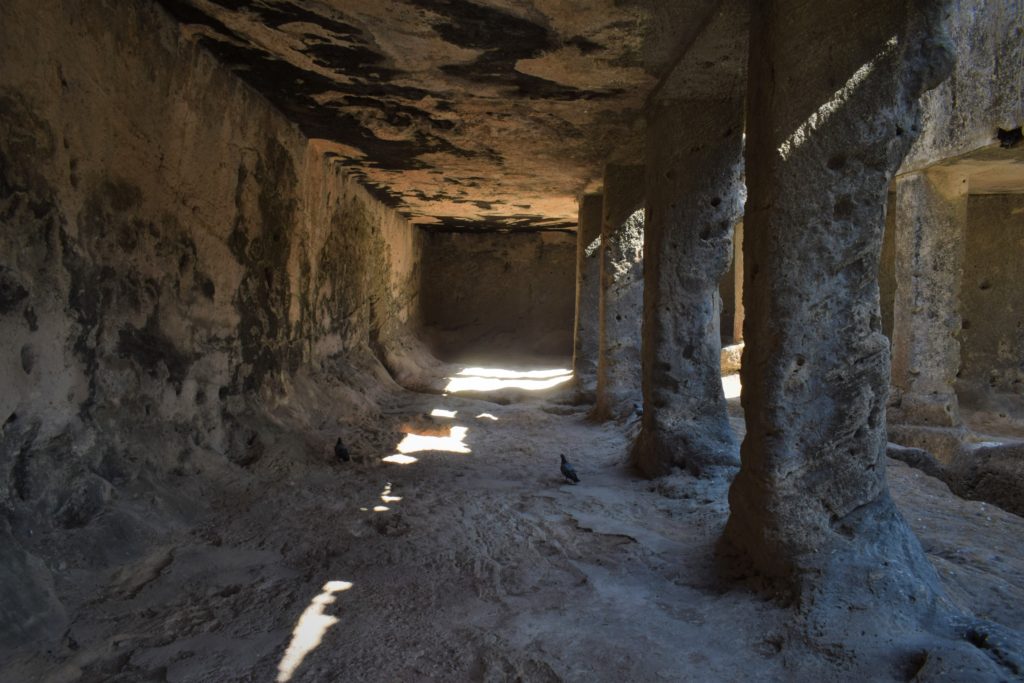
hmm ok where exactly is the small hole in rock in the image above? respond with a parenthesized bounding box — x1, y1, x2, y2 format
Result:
(827, 155, 846, 170)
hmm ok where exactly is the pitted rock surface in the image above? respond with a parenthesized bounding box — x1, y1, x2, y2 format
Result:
(152, 0, 726, 231)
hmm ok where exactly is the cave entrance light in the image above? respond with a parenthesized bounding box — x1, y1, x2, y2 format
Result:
(444, 366, 574, 393)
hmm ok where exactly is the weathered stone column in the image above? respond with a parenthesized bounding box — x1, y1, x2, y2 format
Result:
(572, 193, 603, 395)
(890, 168, 967, 427)
(725, 0, 955, 597)
(593, 165, 644, 420)
(730, 221, 744, 344)
(631, 99, 742, 477)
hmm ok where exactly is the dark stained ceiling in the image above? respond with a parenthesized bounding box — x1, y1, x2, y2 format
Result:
(153, 0, 737, 231)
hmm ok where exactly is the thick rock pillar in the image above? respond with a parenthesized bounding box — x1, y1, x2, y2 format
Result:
(573, 193, 604, 395)
(890, 169, 967, 427)
(593, 165, 644, 420)
(725, 0, 954, 593)
(631, 99, 742, 477)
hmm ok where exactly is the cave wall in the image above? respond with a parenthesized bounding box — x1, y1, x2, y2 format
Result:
(419, 231, 575, 360)
(901, 0, 1022, 171)
(958, 193, 1024, 400)
(0, 0, 422, 647)
(879, 193, 1024, 411)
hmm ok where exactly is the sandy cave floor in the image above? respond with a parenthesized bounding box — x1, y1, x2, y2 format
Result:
(5, 366, 1024, 683)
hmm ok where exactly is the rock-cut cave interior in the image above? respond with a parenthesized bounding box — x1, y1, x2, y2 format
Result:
(2, 1, 1024, 681)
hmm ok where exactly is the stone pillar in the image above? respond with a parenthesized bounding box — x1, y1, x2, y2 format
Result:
(731, 221, 744, 344)
(890, 169, 967, 427)
(631, 99, 742, 477)
(724, 0, 954, 597)
(573, 193, 603, 395)
(593, 165, 644, 420)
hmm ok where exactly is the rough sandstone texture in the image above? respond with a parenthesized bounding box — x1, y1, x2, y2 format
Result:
(720, 3, 1024, 677)
(631, 99, 742, 477)
(147, 0, 730, 231)
(593, 165, 644, 420)
(890, 169, 967, 427)
(946, 442, 1024, 518)
(572, 193, 603, 394)
(958, 194, 1024, 407)
(0, 0, 427, 651)
(880, 189, 1024, 465)
(901, 0, 1023, 173)
(881, 0, 1022, 470)
(419, 230, 575, 360)
(727, 0, 954, 582)
(892, 440, 1024, 519)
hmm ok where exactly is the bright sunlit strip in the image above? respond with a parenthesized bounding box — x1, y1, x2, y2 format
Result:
(444, 367, 573, 393)
(778, 36, 898, 160)
(396, 426, 470, 454)
(382, 454, 418, 465)
(722, 374, 742, 400)
(458, 367, 571, 379)
(277, 581, 352, 682)
(430, 408, 457, 418)
(476, 413, 499, 421)
(380, 482, 402, 503)
(446, 374, 573, 392)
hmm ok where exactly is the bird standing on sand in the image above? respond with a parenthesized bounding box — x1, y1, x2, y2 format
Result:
(335, 437, 350, 462)
(560, 454, 579, 484)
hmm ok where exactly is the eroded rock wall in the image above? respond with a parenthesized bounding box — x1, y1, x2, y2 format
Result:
(959, 193, 1024, 403)
(419, 231, 575, 360)
(902, 0, 1023, 170)
(0, 0, 423, 649)
(879, 192, 1024, 416)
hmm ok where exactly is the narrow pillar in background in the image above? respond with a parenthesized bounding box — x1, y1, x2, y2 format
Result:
(731, 221, 744, 344)
(725, 0, 954, 606)
(890, 169, 967, 427)
(593, 165, 644, 420)
(632, 99, 743, 477)
(573, 193, 604, 395)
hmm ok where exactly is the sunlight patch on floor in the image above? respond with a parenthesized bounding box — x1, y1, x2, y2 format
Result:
(380, 482, 402, 503)
(382, 454, 418, 465)
(277, 580, 352, 682)
(722, 373, 742, 400)
(396, 425, 470, 454)
(445, 366, 573, 393)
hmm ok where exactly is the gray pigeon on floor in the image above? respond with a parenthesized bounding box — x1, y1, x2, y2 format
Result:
(335, 437, 350, 463)
(560, 453, 579, 484)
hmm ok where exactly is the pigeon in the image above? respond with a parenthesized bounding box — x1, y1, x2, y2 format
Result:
(335, 437, 350, 463)
(560, 454, 579, 484)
